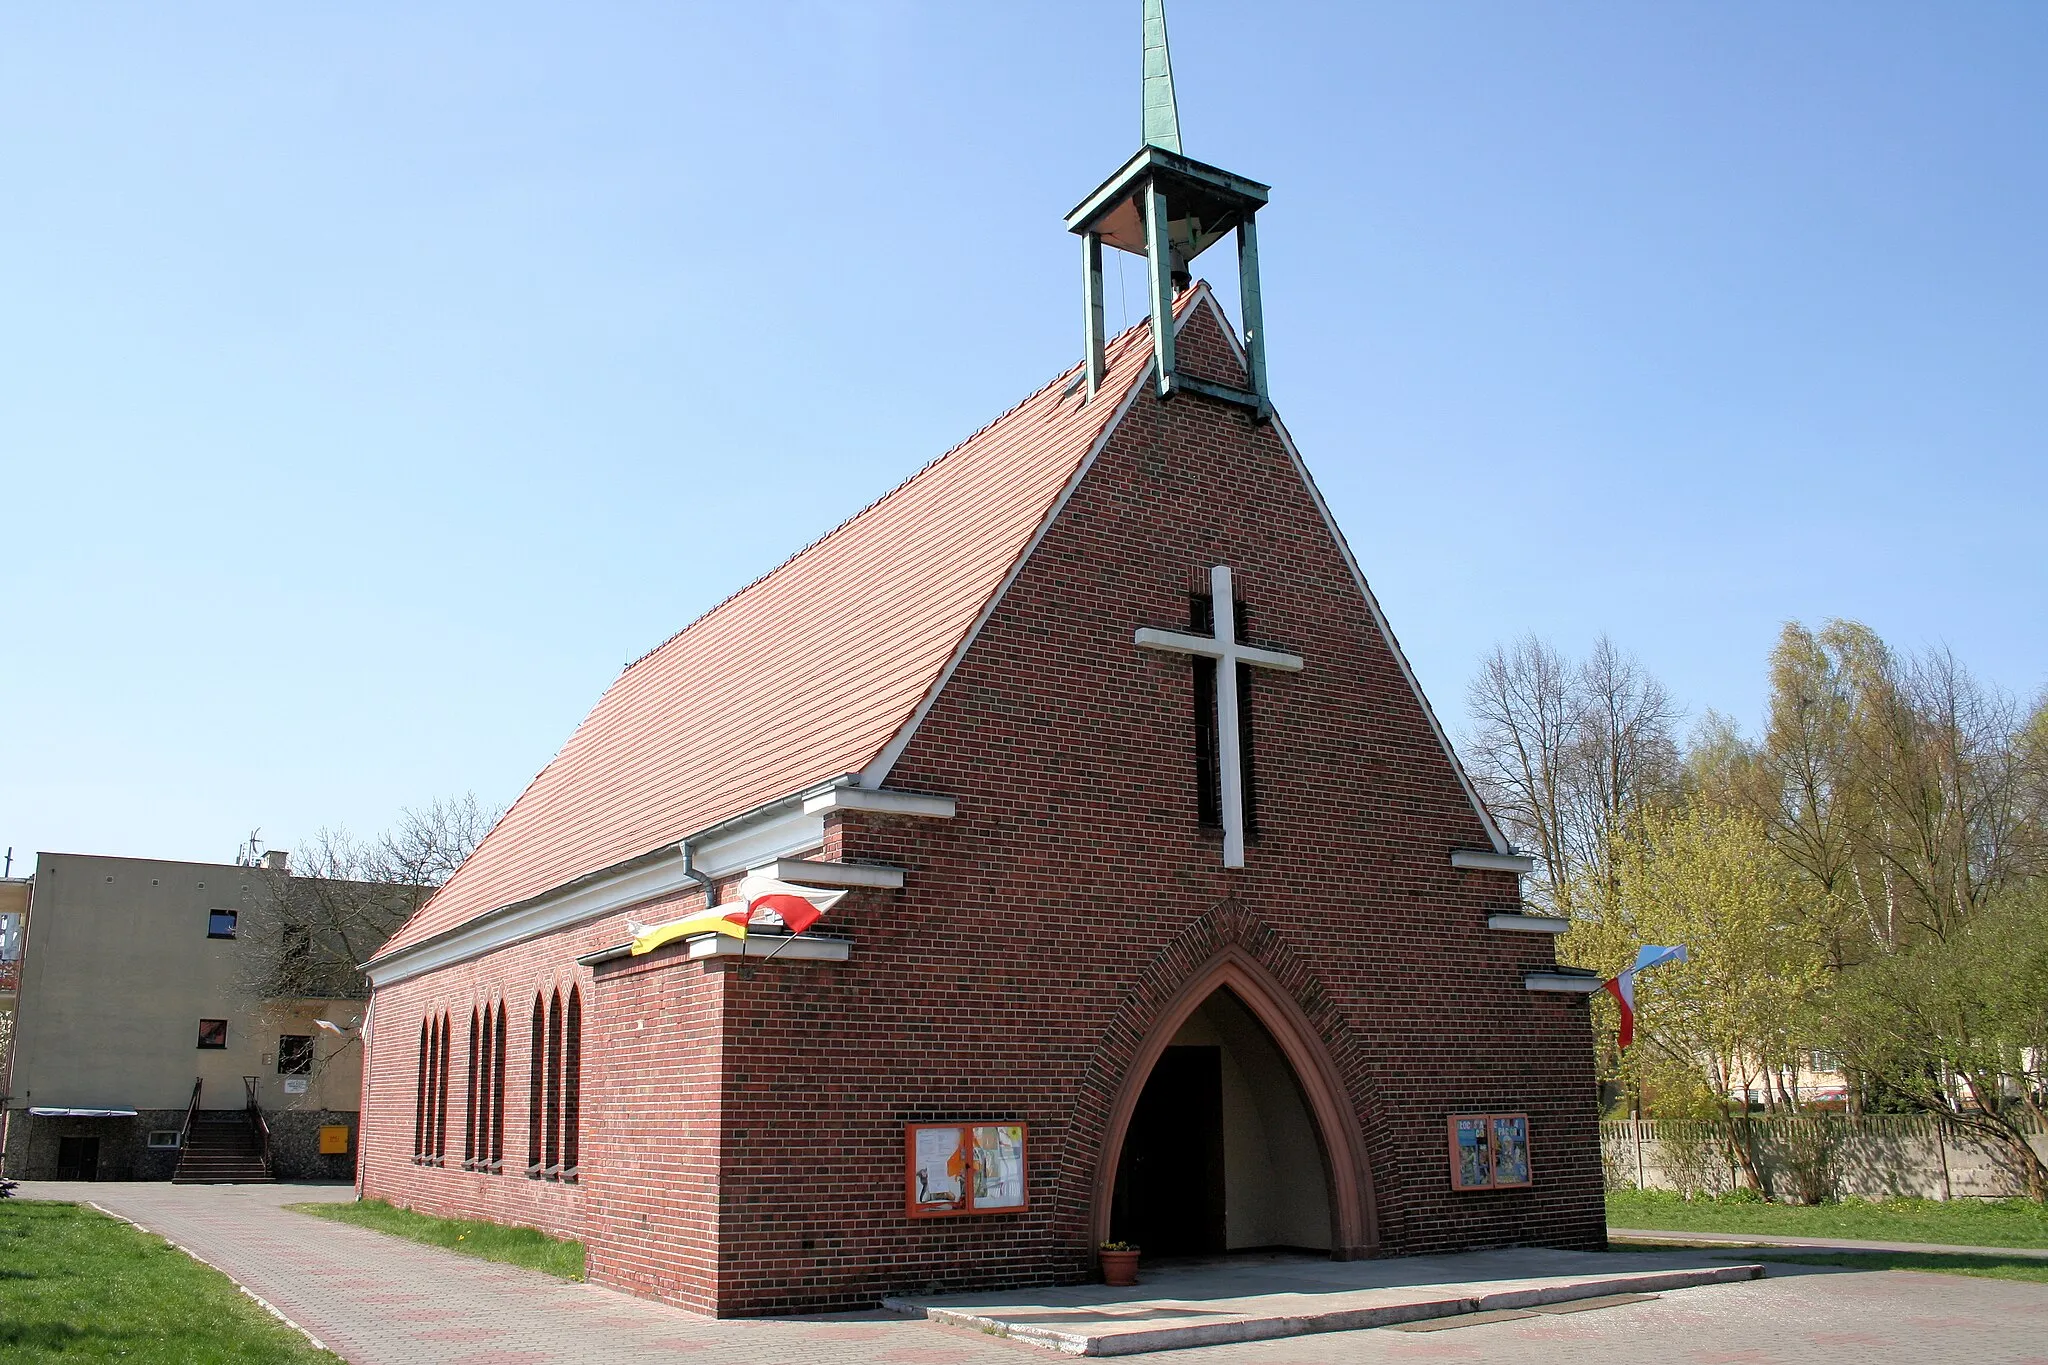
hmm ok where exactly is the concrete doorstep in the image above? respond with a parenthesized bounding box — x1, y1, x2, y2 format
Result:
(883, 1247, 1765, 1356)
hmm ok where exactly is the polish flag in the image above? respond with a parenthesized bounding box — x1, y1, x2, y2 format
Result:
(731, 873, 847, 936)
(1603, 945, 1689, 1050)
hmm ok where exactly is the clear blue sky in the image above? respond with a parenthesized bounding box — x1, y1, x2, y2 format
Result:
(4, 3, 2043, 867)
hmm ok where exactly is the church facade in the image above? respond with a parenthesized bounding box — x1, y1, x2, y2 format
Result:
(360, 9, 1603, 1319)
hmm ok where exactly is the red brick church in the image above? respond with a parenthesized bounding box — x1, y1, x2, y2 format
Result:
(360, 3, 1603, 1317)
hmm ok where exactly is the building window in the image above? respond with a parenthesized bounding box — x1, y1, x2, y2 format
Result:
(1, 910, 23, 961)
(562, 987, 581, 1182)
(491, 1002, 507, 1172)
(147, 1130, 182, 1149)
(434, 1013, 451, 1164)
(464, 1008, 481, 1170)
(544, 990, 563, 1177)
(277, 1034, 314, 1076)
(414, 1019, 428, 1162)
(207, 909, 238, 939)
(197, 1019, 229, 1049)
(528, 995, 545, 1178)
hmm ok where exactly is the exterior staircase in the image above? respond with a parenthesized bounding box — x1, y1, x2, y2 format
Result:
(173, 1112, 274, 1184)
(171, 1078, 274, 1184)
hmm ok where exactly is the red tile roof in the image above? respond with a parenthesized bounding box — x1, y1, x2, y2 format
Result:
(373, 299, 1176, 958)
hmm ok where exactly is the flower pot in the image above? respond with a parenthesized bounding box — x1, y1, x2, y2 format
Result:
(1100, 1249, 1140, 1286)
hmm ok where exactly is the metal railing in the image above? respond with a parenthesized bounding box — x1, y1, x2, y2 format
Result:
(242, 1076, 272, 1176)
(176, 1077, 202, 1152)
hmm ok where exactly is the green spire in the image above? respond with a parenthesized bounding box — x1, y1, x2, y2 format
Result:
(1141, 0, 1182, 154)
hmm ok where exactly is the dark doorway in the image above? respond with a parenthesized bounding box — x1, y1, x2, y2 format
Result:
(1110, 1045, 1225, 1255)
(56, 1135, 100, 1181)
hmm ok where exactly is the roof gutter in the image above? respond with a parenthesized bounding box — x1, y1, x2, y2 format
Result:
(358, 774, 859, 984)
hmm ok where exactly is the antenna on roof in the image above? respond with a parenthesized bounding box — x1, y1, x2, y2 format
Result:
(236, 829, 266, 868)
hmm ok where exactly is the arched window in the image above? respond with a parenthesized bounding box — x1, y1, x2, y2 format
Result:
(563, 987, 582, 1181)
(414, 1019, 428, 1163)
(492, 1001, 508, 1171)
(464, 1009, 480, 1169)
(435, 1013, 451, 1164)
(528, 995, 545, 1178)
(544, 990, 563, 1176)
(426, 1015, 442, 1165)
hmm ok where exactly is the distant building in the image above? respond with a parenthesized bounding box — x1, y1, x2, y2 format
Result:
(1, 851, 410, 1182)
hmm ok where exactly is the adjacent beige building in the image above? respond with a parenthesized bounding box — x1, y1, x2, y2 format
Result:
(1, 852, 376, 1181)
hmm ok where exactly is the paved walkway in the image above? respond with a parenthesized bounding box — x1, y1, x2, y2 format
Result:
(18, 1182, 2048, 1364)
(888, 1247, 1765, 1354)
(1610, 1225, 2048, 1259)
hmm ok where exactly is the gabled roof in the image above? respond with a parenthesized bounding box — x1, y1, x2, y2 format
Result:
(373, 298, 1170, 959)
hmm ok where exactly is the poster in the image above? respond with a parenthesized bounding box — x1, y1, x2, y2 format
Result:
(1446, 1112, 1532, 1191)
(1451, 1116, 1492, 1190)
(972, 1125, 1027, 1210)
(905, 1122, 1029, 1217)
(1490, 1115, 1531, 1187)
(911, 1125, 967, 1210)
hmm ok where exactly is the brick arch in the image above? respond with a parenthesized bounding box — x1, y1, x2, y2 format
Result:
(1067, 900, 1383, 1260)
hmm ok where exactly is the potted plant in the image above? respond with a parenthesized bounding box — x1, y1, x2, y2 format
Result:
(1099, 1240, 1140, 1287)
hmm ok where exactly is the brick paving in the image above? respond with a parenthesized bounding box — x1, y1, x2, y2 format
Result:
(20, 1182, 2048, 1364)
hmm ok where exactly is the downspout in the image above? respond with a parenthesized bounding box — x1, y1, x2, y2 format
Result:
(680, 841, 718, 910)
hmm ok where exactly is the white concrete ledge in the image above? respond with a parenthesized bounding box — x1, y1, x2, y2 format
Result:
(760, 857, 906, 890)
(1526, 972, 1604, 994)
(1452, 849, 1537, 874)
(805, 788, 956, 819)
(688, 933, 850, 964)
(1489, 913, 1570, 935)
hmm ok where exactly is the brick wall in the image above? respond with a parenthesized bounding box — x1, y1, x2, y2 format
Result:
(367, 299, 1603, 1316)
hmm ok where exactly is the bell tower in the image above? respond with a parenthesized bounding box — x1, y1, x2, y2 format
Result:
(1068, 0, 1272, 417)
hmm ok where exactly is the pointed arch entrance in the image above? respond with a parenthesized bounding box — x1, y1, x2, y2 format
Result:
(1091, 948, 1376, 1258)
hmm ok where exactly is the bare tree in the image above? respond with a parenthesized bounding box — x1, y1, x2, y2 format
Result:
(240, 794, 500, 1002)
(1464, 634, 1680, 914)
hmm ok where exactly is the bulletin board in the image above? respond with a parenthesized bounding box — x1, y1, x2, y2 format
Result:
(904, 1123, 1029, 1218)
(1446, 1113, 1531, 1191)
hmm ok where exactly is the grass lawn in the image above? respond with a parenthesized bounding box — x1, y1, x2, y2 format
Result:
(0, 1200, 341, 1364)
(290, 1198, 584, 1280)
(1608, 1190, 2048, 1249)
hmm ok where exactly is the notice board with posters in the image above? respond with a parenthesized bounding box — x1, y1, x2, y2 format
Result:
(904, 1123, 1028, 1217)
(1446, 1113, 1531, 1191)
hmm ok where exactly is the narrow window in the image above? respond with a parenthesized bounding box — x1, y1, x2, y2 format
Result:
(475, 1002, 491, 1178)
(544, 990, 563, 1177)
(464, 1009, 480, 1169)
(423, 1016, 440, 1163)
(414, 1019, 428, 1162)
(1189, 592, 1221, 827)
(197, 1019, 228, 1049)
(207, 909, 238, 939)
(562, 987, 581, 1181)
(528, 995, 545, 1178)
(1235, 598, 1259, 840)
(492, 1002, 508, 1171)
(435, 1013, 451, 1164)
(277, 1034, 314, 1076)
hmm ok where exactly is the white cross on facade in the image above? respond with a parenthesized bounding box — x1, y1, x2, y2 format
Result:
(1135, 564, 1304, 868)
